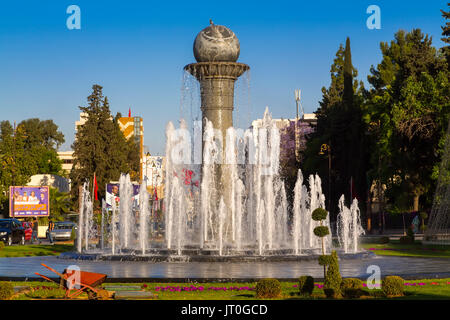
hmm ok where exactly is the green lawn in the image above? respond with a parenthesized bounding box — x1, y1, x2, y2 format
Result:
(0, 244, 74, 258)
(360, 240, 450, 258)
(8, 278, 450, 300)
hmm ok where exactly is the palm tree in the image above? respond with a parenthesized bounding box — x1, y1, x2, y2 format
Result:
(49, 187, 71, 221)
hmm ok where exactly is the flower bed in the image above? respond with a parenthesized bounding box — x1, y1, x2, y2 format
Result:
(153, 285, 255, 292)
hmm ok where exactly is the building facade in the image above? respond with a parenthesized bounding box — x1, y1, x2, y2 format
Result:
(118, 116, 145, 181)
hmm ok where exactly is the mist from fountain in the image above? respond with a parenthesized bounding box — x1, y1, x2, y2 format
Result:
(75, 108, 364, 258)
(337, 195, 365, 253)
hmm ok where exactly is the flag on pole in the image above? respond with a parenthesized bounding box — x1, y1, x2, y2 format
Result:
(154, 187, 158, 201)
(93, 173, 98, 201)
(128, 108, 131, 118)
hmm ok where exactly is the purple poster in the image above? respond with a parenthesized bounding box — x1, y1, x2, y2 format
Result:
(105, 183, 140, 208)
(9, 186, 49, 217)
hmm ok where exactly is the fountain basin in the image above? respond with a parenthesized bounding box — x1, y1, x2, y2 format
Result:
(58, 250, 375, 263)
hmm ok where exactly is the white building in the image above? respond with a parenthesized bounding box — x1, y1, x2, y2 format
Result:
(27, 174, 70, 193)
(57, 151, 74, 175)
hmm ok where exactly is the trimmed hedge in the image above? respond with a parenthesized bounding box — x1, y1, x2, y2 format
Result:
(313, 226, 330, 237)
(318, 254, 333, 266)
(255, 278, 282, 299)
(311, 208, 328, 221)
(298, 276, 314, 296)
(340, 278, 363, 298)
(0, 282, 14, 300)
(0, 241, 4, 251)
(382, 276, 404, 297)
(323, 251, 342, 299)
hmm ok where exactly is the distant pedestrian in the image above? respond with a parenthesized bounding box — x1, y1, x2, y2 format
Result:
(32, 218, 40, 244)
(47, 219, 55, 244)
(412, 215, 420, 234)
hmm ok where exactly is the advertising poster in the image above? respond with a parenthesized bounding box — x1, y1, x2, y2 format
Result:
(9, 186, 49, 217)
(105, 183, 140, 209)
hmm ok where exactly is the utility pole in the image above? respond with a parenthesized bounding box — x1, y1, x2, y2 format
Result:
(320, 143, 332, 212)
(294, 89, 303, 162)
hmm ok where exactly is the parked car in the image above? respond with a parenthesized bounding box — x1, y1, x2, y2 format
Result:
(0, 218, 26, 246)
(21, 221, 33, 242)
(47, 221, 76, 241)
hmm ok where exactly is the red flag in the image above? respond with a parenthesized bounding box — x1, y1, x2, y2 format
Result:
(94, 173, 98, 201)
(154, 187, 158, 201)
(128, 108, 131, 118)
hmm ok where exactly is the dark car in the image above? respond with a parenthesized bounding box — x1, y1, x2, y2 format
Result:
(0, 219, 26, 246)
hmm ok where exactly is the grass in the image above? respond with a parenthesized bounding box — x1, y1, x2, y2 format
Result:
(360, 240, 450, 258)
(7, 278, 450, 300)
(0, 243, 74, 258)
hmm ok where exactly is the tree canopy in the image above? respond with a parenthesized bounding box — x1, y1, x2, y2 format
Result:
(364, 29, 449, 213)
(70, 84, 140, 206)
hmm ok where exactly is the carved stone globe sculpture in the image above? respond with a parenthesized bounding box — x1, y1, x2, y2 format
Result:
(184, 21, 250, 238)
(184, 20, 249, 143)
(193, 22, 240, 62)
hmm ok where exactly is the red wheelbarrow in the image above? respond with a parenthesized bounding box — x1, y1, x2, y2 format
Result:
(35, 263, 109, 299)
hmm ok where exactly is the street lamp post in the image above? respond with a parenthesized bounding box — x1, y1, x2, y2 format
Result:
(294, 89, 304, 162)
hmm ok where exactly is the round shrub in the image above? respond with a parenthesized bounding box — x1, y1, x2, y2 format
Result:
(323, 251, 342, 299)
(313, 226, 330, 238)
(382, 276, 404, 297)
(0, 282, 14, 300)
(340, 278, 363, 298)
(318, 254, 332, 266)
(255, 278, 282, 299)
(298, 276, 314, 296)
(420, 212, 428, 220)
(312, 208, 328, 221)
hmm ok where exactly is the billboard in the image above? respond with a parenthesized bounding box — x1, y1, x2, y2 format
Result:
(9, 186, 49, 217)
(105, 183, 140, 209)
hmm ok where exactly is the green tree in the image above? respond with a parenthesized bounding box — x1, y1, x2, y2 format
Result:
(364, 29, 449, 213)
(70, 84, 135, 207)
(0, 122, 34, 215)
(303, 38, 368, 220)
(441, 3, 450, 64)
(49, 187, 71, 221)
(17, 118, 65, 176)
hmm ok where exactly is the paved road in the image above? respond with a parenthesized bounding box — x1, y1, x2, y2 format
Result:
(0, 255, 449, 281)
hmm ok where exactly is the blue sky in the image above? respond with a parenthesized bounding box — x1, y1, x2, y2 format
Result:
(0, 1, 447, 154)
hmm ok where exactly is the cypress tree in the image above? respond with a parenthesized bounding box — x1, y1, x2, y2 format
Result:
(70, 84, 133, 208)
(303, 37, 368, 222)
(343, 37, 354, 109)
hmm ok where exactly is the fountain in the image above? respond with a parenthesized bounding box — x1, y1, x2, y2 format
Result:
(337, 195, 365, 254)
(65, 22, 369, 262)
